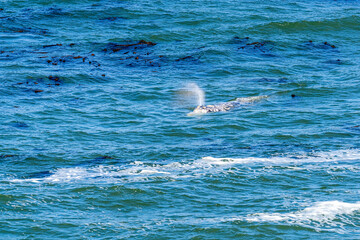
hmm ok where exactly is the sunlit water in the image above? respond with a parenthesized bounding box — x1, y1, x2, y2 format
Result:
(1, 0, 360, 239)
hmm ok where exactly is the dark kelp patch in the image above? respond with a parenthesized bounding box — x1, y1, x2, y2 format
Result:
(175, 55, 201, 64)
(101, 40, 168, 68)
(301, 40, 338, 51)
(43, 50, 102, 68)
(0, 154, 16, 159)
(232, 37, 276, 56)
(238, 41, 275, 54)
(1, 26, 48, 35)
(43, 43, 63, 48)
(102, 40, 156, 53)
(2, 39, 203, 74)
(13, 75, 65, 94)
(229, 36, 250, 45)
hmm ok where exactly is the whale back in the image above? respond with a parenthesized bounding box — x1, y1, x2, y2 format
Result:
(187, 95, 268, 116)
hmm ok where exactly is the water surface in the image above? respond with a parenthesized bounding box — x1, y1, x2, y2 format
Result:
(1, 0, 360, 239)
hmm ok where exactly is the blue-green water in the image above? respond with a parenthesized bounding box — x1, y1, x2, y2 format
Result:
(1, 0, 360, 239)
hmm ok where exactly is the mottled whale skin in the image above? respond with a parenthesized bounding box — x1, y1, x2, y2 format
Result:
(188, 95, 268, 116)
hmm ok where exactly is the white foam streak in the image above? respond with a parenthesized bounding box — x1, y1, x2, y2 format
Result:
(246, 201, 360, 227)
(9, 149, 360, 184)
(203, 149, 360, 165)
(41, 164, 172, 183)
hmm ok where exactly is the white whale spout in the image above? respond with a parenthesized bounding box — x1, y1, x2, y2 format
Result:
(186, 83, 205, 106)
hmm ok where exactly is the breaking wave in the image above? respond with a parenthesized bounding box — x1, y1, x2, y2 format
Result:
(9, 149, 360, 184)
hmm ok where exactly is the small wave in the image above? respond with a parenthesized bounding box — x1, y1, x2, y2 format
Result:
(255, 16, 360, 32)
(245, 201, 360, 232)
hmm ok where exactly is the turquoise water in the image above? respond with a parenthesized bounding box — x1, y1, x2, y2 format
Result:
(1, 0, 360, 239)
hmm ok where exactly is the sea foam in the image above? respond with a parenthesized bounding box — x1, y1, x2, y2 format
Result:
(245, 200, 360, 233)
(246, 201, 360, 223)
(203, 149, 360, 165)
(9, 149, 360, 184)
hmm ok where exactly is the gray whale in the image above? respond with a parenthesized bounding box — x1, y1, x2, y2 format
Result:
(188, 95, 268, 116)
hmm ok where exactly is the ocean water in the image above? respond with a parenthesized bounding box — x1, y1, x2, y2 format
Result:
(1, 0, 360, 239)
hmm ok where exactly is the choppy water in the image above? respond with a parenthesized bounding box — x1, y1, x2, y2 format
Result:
(1, 0, 360, 239)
